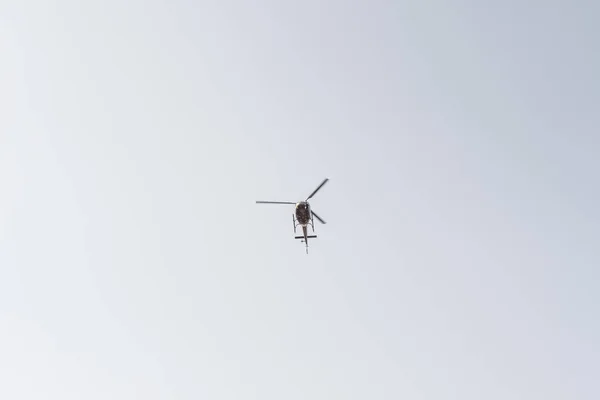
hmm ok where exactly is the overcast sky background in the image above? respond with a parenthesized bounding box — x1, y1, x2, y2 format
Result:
(1, 1, 599, 399)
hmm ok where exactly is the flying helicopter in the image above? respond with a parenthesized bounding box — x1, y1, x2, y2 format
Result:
(256, 178, 329, 254)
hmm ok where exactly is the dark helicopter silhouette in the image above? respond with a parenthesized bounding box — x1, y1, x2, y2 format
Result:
(256, 178, 328, 254)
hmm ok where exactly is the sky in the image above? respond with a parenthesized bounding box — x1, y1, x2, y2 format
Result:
(1, 1, 599, 399)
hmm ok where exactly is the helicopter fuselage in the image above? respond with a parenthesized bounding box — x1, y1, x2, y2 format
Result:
(294, 201, 311, 226)
(293, 201, 315, 254)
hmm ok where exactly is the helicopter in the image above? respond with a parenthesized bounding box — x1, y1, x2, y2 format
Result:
(256, 178, 329, 254)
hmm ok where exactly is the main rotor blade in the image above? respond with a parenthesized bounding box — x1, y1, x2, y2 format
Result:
(256, 201, 296, 204)
(306, 178, 329, 201)
(311, 210, 326, 224)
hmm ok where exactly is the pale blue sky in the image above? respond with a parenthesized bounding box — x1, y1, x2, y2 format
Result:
(1, 1, 599, 399)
